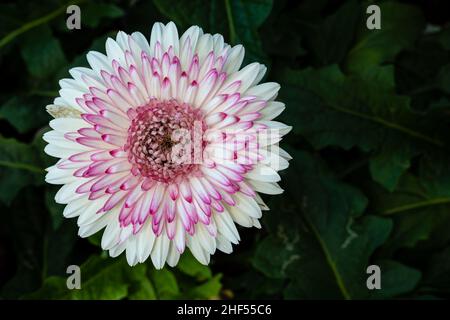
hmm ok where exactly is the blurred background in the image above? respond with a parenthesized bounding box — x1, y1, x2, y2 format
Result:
(0, 0, 450, 299)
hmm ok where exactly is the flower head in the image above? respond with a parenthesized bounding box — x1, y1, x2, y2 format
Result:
(44, 22, 291, 268)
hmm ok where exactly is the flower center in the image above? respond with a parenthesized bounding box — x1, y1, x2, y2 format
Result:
(125, 99, 205, 183)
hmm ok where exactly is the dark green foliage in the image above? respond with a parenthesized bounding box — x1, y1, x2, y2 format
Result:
(0, 0, 449, 300)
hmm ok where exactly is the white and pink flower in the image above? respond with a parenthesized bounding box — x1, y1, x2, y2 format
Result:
(44, 22, 291, 268)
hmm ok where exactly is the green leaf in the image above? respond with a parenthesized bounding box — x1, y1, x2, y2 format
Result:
(45, 186, 64, 230)
(20, 25, 66, 78)
(55, 34, 113, 81)
(301, 0, 360, 66)
(127, 264, 157, 300)
(278, 65, 446, 190)
(128, 278, 157, 300)
(422, 247, 450, 295)
(347, 2, 425, 74)
(0, 136, 44, 205)
(183, 274, 222, 299)
(26, 255, 153, 300)
(153, 0, 212, 29)
(395, 39, 448, 105)
(177, 251, 212, 281)
(82, 3, 125, 28)
(372, 156, 450, 254)
(0, 185, 77, 299)
(437, 64, 450, 94)
(253, 235, 299, 280)
(149, 268, 180, 299)
(0, 188, 46, 298)
(230, 271, 284, 299)
(225, 0, 273, 64)
(45, 219, 78, 278)
(154, 0, 273, 64)
(369, 146, 411, 192)
(0, 96, 50, 134)
(369, 260, 421, 299)
(253, 150, 393, 299)
(87, 232, 102, 247)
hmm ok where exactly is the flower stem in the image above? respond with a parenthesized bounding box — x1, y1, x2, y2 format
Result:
(0, 0, 84, 49)
(0, 160, 44, 173)
(224, 0, 237, 44)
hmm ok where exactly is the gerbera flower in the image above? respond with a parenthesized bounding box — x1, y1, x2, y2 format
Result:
(44, 22, 291, 268)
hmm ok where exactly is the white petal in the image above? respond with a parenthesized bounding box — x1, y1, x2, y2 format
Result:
(196, 33, 213, 63)
(233, 193, 262, 219)
(245, 82, 280, 101)
(109, 240, 127, 258)
(78, 213, 111, 238)
(59, 78, 88, 93)
(212, 33, 225, 56)
(63, 196, 90, 218)
(255, 193, 270, 211)
(187, 235, 210, 265)
(216, 234, 233, 254)
(196, 224, 216, 254)
(101, 218, 121, 250)
(55, 181, 84, 204)
(258, 120, 292, 136)
(43, 131, 87, 151)
(150, 22, 164, 56)
(252, 218, 262, 229)
(252, 64, 267, 87)
(126, 236, 139, 266)
(105, 38, 126, 66)
(137, 220, 156, 263)
(180, 25, 203, 70)
(246, 163, 281, 183)
(247, 180, 284, 195)
(163, 21, 179, 55)
(260, 101, 285, 120)
(131, 31, 151, 55)
(86, 51, 113, 75)
(115, 31, 130, 51)
(77, 200, 106, 226)
(223, 45, 244, 74)
(222, 63, 261, 93)
(213, 210, 240, 244)
(44, 144, 80, 159)
(45, 166, 76, 184)
(49, 118, 87, 133)
(226, 204, 253, 228)
(151, 233, 170, 269)
(58, 88, 85, 112)
(166, 242, 180, 267)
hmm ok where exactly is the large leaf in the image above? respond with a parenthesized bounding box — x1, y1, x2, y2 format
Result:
(300, 0, 360, 66)
(0, 136, 44, 205)
(0, 96, 50, 133)
(225, 0, 273, 64)
(346, 2, 425, 74)
(372, 155, 450, 254)
(422, 247, 450, 295)
(0, 186, 77, 299)
(153, 0, 273, 64)
(369, 260, 421, 299)
(278, 65, 448, 191)
(149, 268, 179, 299)
(177, 251, 212, 280)
(26, 255, 155, 300)
(82, 3, 124, 28)
(19, 25, 66, 78)
(0, 188, 46, 298)
(253, 150, 397, 299)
